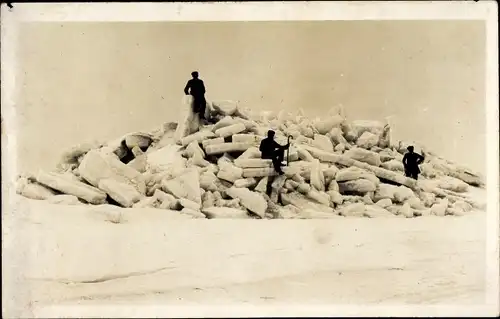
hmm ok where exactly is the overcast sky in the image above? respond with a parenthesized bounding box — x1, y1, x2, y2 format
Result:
(16, 21, 485, 175)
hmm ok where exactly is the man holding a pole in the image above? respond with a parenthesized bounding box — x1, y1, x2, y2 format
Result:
(259, 130, 290, 175)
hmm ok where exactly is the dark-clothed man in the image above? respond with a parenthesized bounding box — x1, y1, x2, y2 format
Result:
(403, 145, 425, 180)
(184, 71, 206, 119)
(259, 130, 290, 175)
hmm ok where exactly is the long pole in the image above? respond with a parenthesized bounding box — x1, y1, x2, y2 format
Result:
(286, 136, 291, 166)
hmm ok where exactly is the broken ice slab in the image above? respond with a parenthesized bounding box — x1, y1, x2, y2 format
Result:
(234, 158, 273, 168)
(204, 142, 253, 155)
(180, 130, 216, 147)
(225, 187, 267, 218)
(241, 167, 296, 178)
(299, 144, 418, 190)
(232, 133, 264, 145)
(98, 178, 143, 208)
(201, 137, 225, 149)
(36, 171, 107, 205)
(214, 123, 247, 138)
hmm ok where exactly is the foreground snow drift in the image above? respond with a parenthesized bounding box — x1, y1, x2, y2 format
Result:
(4, 187, 489, 317)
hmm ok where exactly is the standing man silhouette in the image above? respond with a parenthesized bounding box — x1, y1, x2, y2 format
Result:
(184, 71, 206, 120)
(403, 145, 425, 180)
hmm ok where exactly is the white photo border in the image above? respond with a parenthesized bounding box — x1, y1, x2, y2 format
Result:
(1, 1, 498, 317)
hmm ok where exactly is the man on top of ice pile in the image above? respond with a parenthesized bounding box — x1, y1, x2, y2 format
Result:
(259, 130, 290, 175)
(184, 71, 207, 120)
(403, 145, 425, 180)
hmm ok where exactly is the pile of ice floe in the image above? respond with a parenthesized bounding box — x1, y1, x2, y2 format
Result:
(16, 96, 485, 219)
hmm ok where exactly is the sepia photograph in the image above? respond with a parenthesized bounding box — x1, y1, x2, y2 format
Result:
(1, 2, 498, 318)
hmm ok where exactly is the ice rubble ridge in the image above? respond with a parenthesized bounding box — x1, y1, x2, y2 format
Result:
(16, 99, 485, 219)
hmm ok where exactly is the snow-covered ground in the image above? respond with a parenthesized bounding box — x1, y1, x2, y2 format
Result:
(2, 187, 496, 317)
